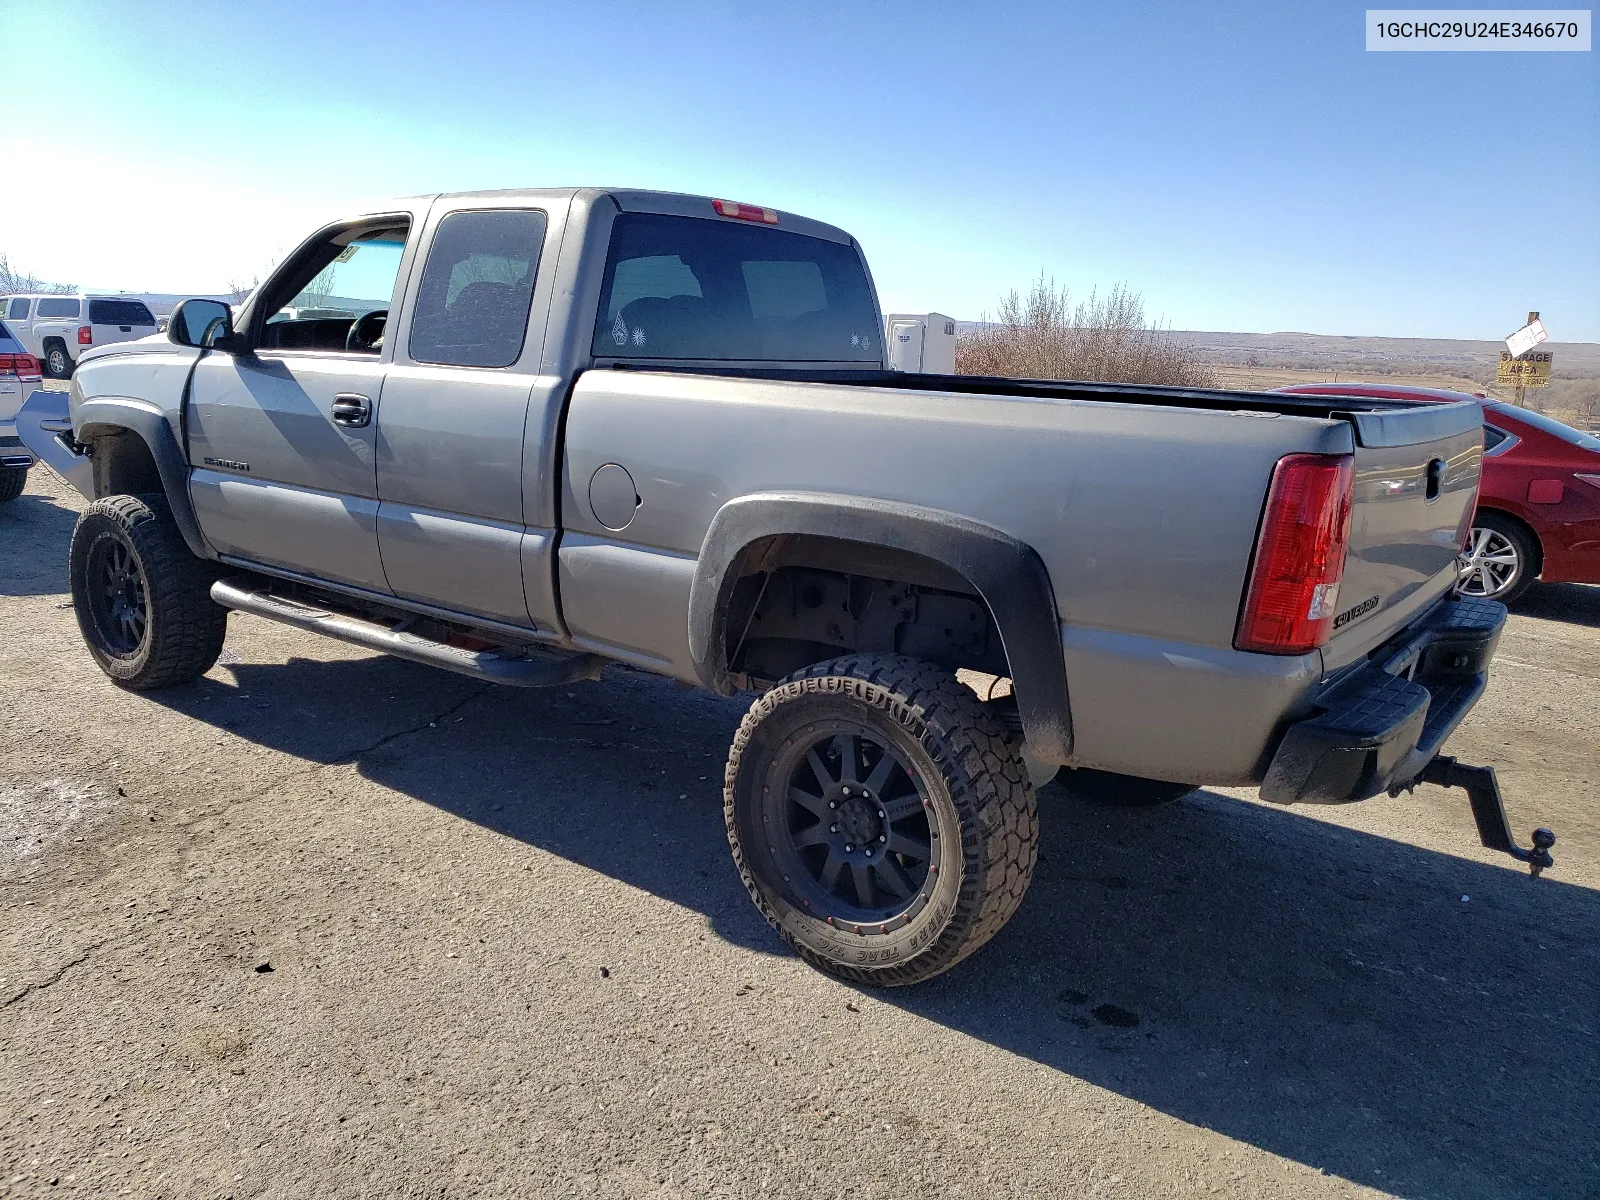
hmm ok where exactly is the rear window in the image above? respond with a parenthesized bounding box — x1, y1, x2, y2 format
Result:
(88, 299, 155, 325)
(36, 298, 80, 318)
(1491, 404, 1600, 451)
(593, 213, 881, 362)
(0, 320, 21, 352)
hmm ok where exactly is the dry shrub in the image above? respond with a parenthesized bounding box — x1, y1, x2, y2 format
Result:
(957, 277, 1214, 388)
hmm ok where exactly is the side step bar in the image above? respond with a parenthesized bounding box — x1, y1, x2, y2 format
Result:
(211, 577, 607, 688)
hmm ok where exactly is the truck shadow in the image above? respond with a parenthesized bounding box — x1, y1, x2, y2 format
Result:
(148, 653, 1599, 1200)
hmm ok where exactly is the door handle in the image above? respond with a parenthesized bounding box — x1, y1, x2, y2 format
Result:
(331, 393, 372, 428)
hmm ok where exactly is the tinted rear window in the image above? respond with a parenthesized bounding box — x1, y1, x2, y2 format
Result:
(593, 213, 881, 362)
(36, 298, 80, 318)
(1491, 404, 1600, 451)
(88, 299, 155, 325)
(0, 320, 21, 352)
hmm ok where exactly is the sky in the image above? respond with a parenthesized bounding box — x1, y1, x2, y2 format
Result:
(0, 0, 1595, 340)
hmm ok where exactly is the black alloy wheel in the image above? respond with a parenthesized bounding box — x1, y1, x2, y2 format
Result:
(84, 531, 150, 656)
(767, 724, 938, 920)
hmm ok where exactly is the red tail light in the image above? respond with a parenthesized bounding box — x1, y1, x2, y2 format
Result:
(77, 325, 93, 345)
(1235, 453, 1356, 655)
(0, 353, 43, 378)
(711, 199, 779, 224)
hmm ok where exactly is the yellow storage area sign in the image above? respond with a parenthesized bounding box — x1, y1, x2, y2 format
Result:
(1497, 350, 1552, 388)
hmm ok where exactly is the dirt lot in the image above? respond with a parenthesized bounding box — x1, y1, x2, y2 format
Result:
(3, 468, 1597, 1199)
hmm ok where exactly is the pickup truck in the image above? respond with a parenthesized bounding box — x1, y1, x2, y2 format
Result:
(1, 293, 159, 378)
(18, 187, 1556, 985)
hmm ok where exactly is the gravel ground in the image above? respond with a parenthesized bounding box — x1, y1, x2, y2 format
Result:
(2, 467, 1597, 1199)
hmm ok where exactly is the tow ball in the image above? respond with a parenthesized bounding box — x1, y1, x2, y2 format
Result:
(1392, 755, 1556, 877)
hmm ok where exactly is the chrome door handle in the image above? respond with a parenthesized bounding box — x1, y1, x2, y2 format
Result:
(331, 393, 372, 428)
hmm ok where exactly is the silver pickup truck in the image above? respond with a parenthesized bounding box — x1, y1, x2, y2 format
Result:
(19, 187, 1555, 985)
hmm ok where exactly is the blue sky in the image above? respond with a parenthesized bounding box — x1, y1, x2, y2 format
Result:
(2, 0, 1595, 339)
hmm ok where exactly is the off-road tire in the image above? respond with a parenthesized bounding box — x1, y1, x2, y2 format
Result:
(725, 653, 1038, 986)
(0, 465, 25, 502)
(44, 341, 73, 379)
(69, 493, 227, 689)
(1055, 766, 1194, 808)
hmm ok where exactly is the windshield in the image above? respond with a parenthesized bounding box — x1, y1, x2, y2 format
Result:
(88, 299, 156, 326)
(593, 212, 881, 362)
(1491, 403, 1600, 451)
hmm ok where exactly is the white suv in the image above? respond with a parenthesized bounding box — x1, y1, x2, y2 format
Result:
(0, 293, 158, 378)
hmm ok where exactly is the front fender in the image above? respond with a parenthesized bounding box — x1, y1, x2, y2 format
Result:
(76, 396, 214, 559)
(687, 491, 1073, 764)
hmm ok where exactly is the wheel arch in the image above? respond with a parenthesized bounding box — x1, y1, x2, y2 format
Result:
(687, 492, 1073, 764)
(76, 397, 214, 560)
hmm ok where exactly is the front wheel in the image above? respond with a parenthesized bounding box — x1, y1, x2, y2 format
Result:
(69, 494, 227, 689)
(1457, 511, 1538, 604)
(725, 654, 1038, 987)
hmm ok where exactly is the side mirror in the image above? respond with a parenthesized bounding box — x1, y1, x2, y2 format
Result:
(168, 298, 244, 352)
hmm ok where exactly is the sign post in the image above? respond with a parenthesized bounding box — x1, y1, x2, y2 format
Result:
(1501, 311, 1552, 407)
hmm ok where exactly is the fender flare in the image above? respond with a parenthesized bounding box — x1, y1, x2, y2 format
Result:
(76, 396, 215, 560)
(687, 491, 1073, 763)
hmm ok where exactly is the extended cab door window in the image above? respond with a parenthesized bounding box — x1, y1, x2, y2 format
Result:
(407, 210, 546, 367)
(6, 298, 28, 320)
(376, 207, 553, 630)
(35, 298, 80, 319)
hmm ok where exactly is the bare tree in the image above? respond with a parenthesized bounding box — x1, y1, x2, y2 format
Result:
(226, 278, 259, 306)
(300, 264, 339, 309)
(0, 253, 75, 295)
(956, 276, 1214, 388)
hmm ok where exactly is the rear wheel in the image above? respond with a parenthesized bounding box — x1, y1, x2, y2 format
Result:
(44, 342, 72, 379)
(1457, 510, 1538, 604)
(69, 494, 227, 689)
(1055, 766, 1193, 807)
(0, 465, 25, 503)
(725, 654, 1038, 987)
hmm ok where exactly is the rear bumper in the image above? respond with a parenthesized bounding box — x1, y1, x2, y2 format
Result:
(1260, 596, 1505, 804)
(1, 429, 35, 469)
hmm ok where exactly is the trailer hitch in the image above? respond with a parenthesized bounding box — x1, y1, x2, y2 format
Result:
(1394, 755, 1555, 877)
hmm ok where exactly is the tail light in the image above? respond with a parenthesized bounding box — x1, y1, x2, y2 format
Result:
(0, 353, 15, 376)
(1235, 453, 1356, 655)
(17, 353, 41, 379)
(78, 325, 93, 345)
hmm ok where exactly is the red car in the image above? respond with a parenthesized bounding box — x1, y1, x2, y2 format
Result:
(1276, 383, 1600, 603)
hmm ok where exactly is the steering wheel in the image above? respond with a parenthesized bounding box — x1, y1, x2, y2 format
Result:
(346, 309, 387, 353)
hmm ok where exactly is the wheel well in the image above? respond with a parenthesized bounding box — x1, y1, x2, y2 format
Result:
(1476, 507, 1544, 576)
(720, 534, 1011, 688)
(88, 430, 163, 498)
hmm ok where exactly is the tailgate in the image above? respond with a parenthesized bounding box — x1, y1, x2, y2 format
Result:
(1322, 400, 1483, 669)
